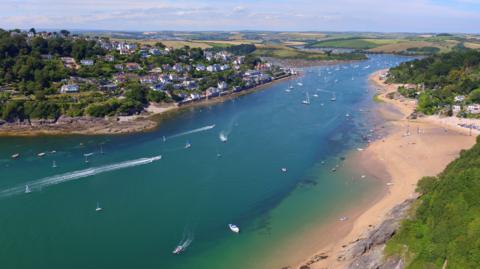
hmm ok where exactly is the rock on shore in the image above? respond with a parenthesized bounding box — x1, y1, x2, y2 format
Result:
(344, 198, 417, 269)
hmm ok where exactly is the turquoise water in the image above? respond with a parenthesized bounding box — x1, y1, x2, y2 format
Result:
(0, 55, 411, 269)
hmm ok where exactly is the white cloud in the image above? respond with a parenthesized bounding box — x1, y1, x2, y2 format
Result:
(0, 0, 479, 32)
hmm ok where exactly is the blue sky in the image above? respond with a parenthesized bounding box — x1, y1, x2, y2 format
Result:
(1, 0, 479, 33)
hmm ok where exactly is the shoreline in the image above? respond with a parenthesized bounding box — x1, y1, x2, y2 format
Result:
(0, 75, 294, 137)
(293, 69, 477, 269)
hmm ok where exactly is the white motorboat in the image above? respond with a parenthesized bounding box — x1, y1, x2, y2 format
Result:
(302, 92, 310, 105)
(228, 224, 240, 233)
(37, 152, 46, 157)
(172, 245, 184, 255)
(25, 185, 31, 194)
(281, 168, 287, 172)
(95, 202, 102, 212)
(219, 133, 228, 143)
(330, 93, 337, 101)
(11, 153, 20, 159)
(185, 141, 192, 149)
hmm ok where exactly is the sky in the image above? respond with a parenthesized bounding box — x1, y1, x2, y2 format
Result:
(0, 0, 479, 33)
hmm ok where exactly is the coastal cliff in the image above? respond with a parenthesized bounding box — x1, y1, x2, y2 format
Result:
(344, 198, 416, 269)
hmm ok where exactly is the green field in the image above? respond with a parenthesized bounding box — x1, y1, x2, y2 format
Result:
(308, 38, 400, 50)
(252, 45, 366, 60)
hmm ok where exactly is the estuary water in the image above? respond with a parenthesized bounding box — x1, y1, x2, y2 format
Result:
(0, 55, 411, 269)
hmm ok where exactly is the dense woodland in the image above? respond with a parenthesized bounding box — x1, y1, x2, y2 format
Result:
(386, 136, 480, 268)
(388, 50, 480, 116)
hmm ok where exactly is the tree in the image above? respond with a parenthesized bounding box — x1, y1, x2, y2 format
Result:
(147, 90, 166, 103)
(124, 81, 148, 105)
(469, 88, 480, 103)
(60, 30, 70, 37)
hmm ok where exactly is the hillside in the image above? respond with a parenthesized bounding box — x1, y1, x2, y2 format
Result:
(387, 50, 480, 116)
(386, 136, 480, 268)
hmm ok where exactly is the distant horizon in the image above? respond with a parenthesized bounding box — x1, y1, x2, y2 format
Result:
(5, 28, 480, 36)
(1, 0, 480, 34)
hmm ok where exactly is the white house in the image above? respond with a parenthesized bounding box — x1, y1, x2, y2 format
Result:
(452, 105, 462, 114)
(467, 104, 480, 114)
(454, 95, 465, 102)
(172, 63, 183, 72)
(196, 64, 206, 71)
(80, 59, 94, 66)
(60, 84, 79, 93)
(218, 81, 228, 91)
(207, 64, 221, 72)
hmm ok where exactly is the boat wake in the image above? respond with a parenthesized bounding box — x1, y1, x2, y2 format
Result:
(173, 228, 194, 254)
(168, 124, 216, 139)
(0, 155, 162, 198)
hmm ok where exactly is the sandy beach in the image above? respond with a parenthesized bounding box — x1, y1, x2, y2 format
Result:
(295, 69, 478, 269)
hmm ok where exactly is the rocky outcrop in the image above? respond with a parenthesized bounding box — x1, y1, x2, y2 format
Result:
(0, 115, 157, 136)
(345, 198, 417, 269)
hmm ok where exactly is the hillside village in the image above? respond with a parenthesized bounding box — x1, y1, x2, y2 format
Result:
(0, 28, 295, 122)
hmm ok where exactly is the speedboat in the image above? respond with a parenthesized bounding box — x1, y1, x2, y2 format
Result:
(297, 82, 303, 86)
(173, 245, 184, 255)
(228, 224, 240, 233)
(95, 202, 102, 212)
(11, 153, 20, 159)
(281, 168, 287, 173)
(25, 185, 31, 194)
(219, 133, 228, 143)
(37, 152, 46, 157)
(185, 141, 192, 149)
(302, 92, 310, 105)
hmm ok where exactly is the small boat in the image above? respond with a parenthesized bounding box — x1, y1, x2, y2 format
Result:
(228, 224, 240, 233)
(302, 92, 310, 105)
(84, 153, 93, 163)
(330, 93, 337, 102)
(219, 133, 228, 143)
(357, 148, 364, 152)
(172, 245, 184, 255)
(162, 136, 166, 142)
(281, 168, 287, 173)
(289, 85, 294, 89)
(95, 202, 102, 212)
(345, 113, 350, 117)
(25, 185, 31, 194)
(339, 216, 348, 222)
(285, 89, 291, 93)
(50, 150, 56, 154)
(313, 94, 319, 98)
(185, 141, 192, 149)
(297, 82, 303, 86)
(11, 153, 20, 159)
(37, 152, 46, 157)
(52, 161, 57, 168)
